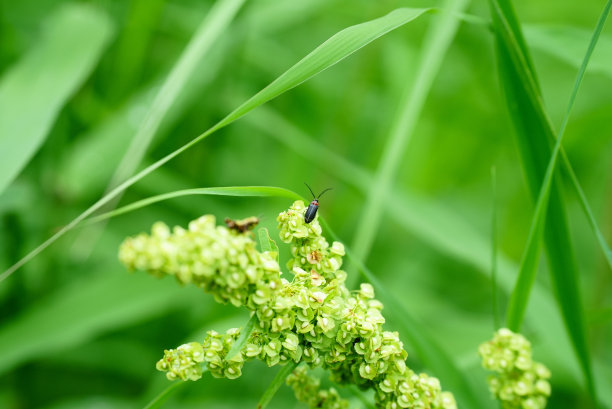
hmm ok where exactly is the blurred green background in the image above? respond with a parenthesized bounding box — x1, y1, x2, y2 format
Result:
(0, 0, 611, 408)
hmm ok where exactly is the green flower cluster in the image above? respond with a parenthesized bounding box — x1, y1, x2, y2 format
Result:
(478, 328, 551, 409)
(155, 341, 204, 381)
(286, 365, 349, 409)
(119, 200, 456, 409)
(119, 215, 282, 308)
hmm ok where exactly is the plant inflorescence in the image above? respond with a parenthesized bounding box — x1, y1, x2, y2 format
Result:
(119, 200, 457, 409)
(478, 328, 551, 409)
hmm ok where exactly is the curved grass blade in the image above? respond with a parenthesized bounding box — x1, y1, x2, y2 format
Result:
(0, 7, 434, 282)
(257, 361, 299, 409)
(0, 4, 113, 194)
(505, 0, 612, 332)
(488, 0, 606, 400)
(349, 0, 468, 287)
(320, 218, 488, 409)
(83, 186, 300, 225)
(142, 378, 190, 409)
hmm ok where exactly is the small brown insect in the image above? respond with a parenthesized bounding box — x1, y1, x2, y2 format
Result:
(225, 216, 259, 233)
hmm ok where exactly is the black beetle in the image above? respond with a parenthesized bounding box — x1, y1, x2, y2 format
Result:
(304, 183, 332, 224)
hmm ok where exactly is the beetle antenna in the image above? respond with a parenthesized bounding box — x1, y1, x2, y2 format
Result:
(317, 187, 333, 199)
(304, 182, 316, 199)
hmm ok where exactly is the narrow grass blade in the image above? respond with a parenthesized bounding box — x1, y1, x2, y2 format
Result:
(0, 4, 113, 194)
(83, 186, 300, 225)
(142, 379, 189, 409)
(490, 167, 501, 329)
(505, 0, 612, 332)
(257, 361, 298, 409)
(321, 219, 488, 409)
(349, 0, 469, 284)
(489, 0, 603, 400)
(225, 314, 257, 361)
(0, 7, 433, 282)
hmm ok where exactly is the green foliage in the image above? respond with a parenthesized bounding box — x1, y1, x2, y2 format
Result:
(1, 0, 611, 408)
(0, 4, 113, 193)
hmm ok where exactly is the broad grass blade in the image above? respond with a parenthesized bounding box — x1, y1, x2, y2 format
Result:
(0, 4, 113, 194)
(489, 0, 603, 400)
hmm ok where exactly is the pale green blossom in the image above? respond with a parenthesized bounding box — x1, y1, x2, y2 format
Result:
(479, 328, 551, 409)
(119, 200, 457, 409)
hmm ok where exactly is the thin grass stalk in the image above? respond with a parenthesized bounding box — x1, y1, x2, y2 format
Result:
(349, 0, 469, 288)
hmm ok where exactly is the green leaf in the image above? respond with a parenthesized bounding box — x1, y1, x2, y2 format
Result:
(0, 3, 114, 194)
(83, 186, 301, 225)
(1, 7, 434, 282)
(506, 0, 612, 332)
(489, 0, 602, 400)
(256, 361, 299, 409)
(225, 314, 257, 361)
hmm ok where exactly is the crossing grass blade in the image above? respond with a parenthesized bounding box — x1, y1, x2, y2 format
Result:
(488, 0, 607, 400)
(0, 3, 113, 194)
(505, 0, 612, 332)
(0, 7, 434, 282)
